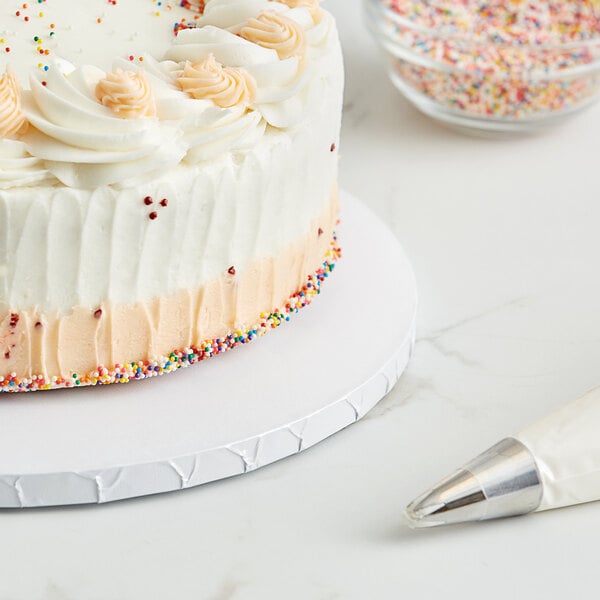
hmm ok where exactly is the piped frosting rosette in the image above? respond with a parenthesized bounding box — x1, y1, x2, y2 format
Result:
(0, 68, 55, 189)
(165, 0, 334, 129)
(20, 61, 186, 189)
(1, 0, 337, 188)
(112, 53, 266, 164)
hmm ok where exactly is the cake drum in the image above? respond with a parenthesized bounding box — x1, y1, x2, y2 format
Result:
(0, 193, 417, 508)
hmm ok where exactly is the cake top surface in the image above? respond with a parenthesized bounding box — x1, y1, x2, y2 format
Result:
(0, 0, 339, 191)
(2, 0, 200, 77)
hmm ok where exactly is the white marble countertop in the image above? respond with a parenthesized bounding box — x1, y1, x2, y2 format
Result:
(4, 1, 600, 598)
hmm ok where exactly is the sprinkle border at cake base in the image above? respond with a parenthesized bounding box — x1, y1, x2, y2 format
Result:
(0, 234, 342, 393)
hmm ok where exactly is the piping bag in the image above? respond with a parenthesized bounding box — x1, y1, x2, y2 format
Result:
(406, 386, 600, 527)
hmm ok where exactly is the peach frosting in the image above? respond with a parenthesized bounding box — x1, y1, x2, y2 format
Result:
(240, 11, 307, 62)
(0, 69, 28, 139)
(177, 54, 257, 108)
(0, 190, 339, 383)
(95, 69, 157, 119)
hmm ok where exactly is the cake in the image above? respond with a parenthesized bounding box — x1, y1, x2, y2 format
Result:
(0, 0, 343, 392)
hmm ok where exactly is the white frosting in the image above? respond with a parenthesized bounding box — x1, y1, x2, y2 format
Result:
(21, 61, 187, 188)
(199, 0, 286, 28)
(115, 55, 267, 165)
(0, 139, 54, 188)
(1, 0, 335, 187)
(1, 0, 194, 75)
(517, 387, 600, 511)
(165, 20, 331, 129)
(0, 2, 344, 313)
(0, 98, 342, 312)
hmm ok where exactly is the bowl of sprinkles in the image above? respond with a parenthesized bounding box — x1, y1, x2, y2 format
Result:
(365, 0, 600, 133)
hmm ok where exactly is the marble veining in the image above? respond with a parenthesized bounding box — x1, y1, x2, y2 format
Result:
(3, 1, 600, 598)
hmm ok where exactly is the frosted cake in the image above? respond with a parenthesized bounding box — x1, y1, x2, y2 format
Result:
(0, 0, 343, 391)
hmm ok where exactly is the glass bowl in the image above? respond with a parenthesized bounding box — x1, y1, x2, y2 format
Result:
(365, 0, 600, 134)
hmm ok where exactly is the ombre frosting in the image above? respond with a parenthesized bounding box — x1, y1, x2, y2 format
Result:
(0, 0, 344, 390)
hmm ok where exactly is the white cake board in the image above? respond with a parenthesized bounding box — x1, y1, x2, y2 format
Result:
(0, 193, 417, 508)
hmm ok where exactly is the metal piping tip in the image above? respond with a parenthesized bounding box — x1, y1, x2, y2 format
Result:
(404, 503, 445, 529)
(404, 438, 543, 529)
(405, 468, 488, 528)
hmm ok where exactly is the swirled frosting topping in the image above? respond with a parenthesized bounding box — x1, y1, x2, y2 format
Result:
(240, 12, 307, 61)
(166, 0, 336, 129)
(95, 70, 157, 120)
(278, 0, 322, 20)
(21, 62, 185, 188)
(177, 55, 257, 108)
(0, 69, 28, 140)
(0, 139, 55, 189)
(1, 0, 339, 188)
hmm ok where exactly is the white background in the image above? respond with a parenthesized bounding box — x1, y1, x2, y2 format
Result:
(3, 0, 600, 597)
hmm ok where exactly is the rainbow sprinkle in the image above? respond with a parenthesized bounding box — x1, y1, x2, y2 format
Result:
(379, 0, 600, 122)
(179, 0, 205, 13)
(0, 234, 342, 393)
(5, 0, 203, 72)
(174, 0, 204, 33)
